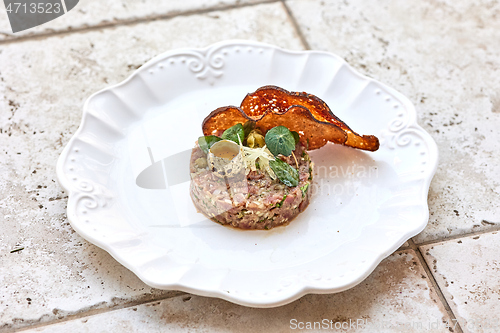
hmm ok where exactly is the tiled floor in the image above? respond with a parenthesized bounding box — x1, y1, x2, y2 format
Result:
(1, 0, 499, 332)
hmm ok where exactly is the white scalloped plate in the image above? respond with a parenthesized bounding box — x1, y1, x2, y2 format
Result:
(56, 40, 438, 307)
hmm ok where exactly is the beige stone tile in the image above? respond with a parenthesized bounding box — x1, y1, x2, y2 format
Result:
(421, 231, 500, 333)
(287, 0, 500, 243)
(0, 3, 303, 331)
(0, 0, 268, 40)
(23, 250, 454, 333)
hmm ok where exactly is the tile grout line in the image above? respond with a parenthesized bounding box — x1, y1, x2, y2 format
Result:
(408, 239, 464, 333)
(3, 292, 187, 333)
(280, 0, 311, 50)
(413, 224, 500, 247)
(0, 0, 280, 45)
(1, 240, 474, 332)
(2, 247, 416, 332)
(5, 246, 442, 332)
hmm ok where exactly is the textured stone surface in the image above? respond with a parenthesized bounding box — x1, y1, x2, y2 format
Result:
(23, 250, 453, 333)
(421, 231, 500, 333)
(0, 3, 302, 331)
(287, 0, 500, 243)
(2, 0, 499, 332)
(0, 0, 269, 40)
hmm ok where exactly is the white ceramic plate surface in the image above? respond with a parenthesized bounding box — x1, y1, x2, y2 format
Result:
(56, 40, 438, 307)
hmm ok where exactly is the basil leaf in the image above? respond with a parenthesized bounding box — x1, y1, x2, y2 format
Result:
(269, 158, 299, 187)
(198, 135, 221, 153)
(221, 123, 244, 144)
(291, 131, 300, 145)
(265, 126, 296, 157)
(243, 120, 256, 138)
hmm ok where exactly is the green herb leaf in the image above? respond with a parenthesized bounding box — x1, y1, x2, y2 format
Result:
(265, 126, 296, 156)
(269, 158, 299, 187)
(300, 183, 310, 198)
(243, 120, 256, 138)
(198, 135, 222, 153)
(221, 123, 245, 144)
(291, 131, 300, 145)
(275, 194, 287, 208)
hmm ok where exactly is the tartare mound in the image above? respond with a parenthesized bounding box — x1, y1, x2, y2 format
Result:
(190, 142, 313, 230)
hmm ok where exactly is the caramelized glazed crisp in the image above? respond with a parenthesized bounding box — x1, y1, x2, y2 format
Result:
(202, 85, 379, 151)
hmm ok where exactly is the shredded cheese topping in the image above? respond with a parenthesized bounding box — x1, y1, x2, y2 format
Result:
(237, 138, 276, 179)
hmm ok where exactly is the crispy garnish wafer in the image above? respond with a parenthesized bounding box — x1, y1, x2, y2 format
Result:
(202, 86, 379, 151)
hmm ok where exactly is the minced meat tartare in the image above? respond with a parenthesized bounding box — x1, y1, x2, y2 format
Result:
(190, 140, 312, 230)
